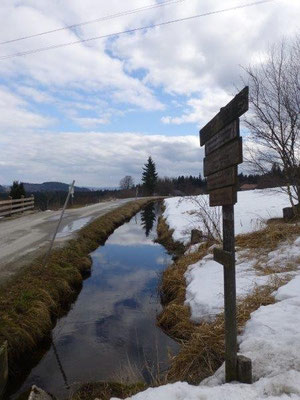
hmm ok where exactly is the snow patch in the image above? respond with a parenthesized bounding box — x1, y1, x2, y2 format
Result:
(185, 251, 269, 321)
(56, 216, 92, 237)
(163, 189, 290, 244)
(112, 276, 300, 400)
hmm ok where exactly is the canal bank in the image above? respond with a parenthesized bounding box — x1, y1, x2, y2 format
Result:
(6, 201, 178, 399)
(0, 199, 156, 398)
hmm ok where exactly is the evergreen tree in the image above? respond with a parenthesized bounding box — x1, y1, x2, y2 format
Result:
(10, 181, 26, 199)
(142, 156, 158, 196)
(141, 203, 156, 236)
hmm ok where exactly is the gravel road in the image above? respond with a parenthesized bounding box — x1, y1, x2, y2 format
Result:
(0, 198, 136, 285)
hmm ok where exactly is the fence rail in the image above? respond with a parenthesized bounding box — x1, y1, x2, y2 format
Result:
(0, 195, 35, 218)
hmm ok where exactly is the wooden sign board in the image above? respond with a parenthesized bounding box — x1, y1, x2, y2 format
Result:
(200, 86, 248, 146)
(204, 138, 242, 177)
(213, 247, 234, 267)
(199, 87, 250, 384)
(207, 166, 237, 191)
(205, 120, 239, 156)
(209, 186, 237, 207)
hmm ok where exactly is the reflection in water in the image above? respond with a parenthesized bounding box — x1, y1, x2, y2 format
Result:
(141, 203, 156, 237)
(12, 205, 178, 399)
(51, 339, 70, 390)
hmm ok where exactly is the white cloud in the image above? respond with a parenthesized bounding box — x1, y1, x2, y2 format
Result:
(162, 88, 231, 126)
(113, 0, 300, 96)
(0, 131, 202, 186)
(0, 0, 164, 111)
(16, 86, 55, 104)
(0, 0, 299, 186)
(0, 86, 53, 131)
(72, 116, 109, 128)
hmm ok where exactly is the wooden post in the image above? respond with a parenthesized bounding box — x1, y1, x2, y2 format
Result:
(222, 205, 237, 381)
(8, 196, 12, 217)
(21, 195, 24, 213)
(200, 87, 251, 384)
(237, 355, 252, 383)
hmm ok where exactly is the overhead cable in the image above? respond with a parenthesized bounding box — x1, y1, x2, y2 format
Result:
(0, 0, 186, 45)
(0, 0, 278, 61)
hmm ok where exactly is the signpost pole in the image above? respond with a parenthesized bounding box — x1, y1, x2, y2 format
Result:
(43, 180, 75, 268)
(222, 204, 237, 381)
(200, 87, 252, 383)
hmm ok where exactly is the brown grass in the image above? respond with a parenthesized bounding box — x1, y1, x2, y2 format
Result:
(70, 381, 146, 400)
(0, 199, 152, 377)
(158, 216, 297, 384)
(166, 276, 289, 384)
(157, 245, 211, 342)
(236, 220, 300, 250)
(155, 215, 185, 258)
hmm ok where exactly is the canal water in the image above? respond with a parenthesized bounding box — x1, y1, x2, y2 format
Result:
(12, 202, 178, 399)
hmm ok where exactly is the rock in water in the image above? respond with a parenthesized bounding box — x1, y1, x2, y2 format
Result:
(28, 385, 55, 400)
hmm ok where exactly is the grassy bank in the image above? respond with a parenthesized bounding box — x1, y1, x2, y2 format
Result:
(0, 199, 152, 380)
(71, 382, 146, 400)
(157, 209, 295, 384)
(155, 203, 186, 258)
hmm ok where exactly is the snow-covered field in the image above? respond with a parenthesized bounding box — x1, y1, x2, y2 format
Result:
(163, 189, 291, 244)
(111, 189, 300, 400)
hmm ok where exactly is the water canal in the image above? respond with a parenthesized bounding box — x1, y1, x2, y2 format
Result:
(11, 202, 178, 399)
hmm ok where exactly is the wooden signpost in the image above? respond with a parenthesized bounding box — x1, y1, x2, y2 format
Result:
(200, 86, 252, 383)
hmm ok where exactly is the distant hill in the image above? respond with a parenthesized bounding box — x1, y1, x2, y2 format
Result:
(0, 185, 6, 193)
(23, 182, 91, 193)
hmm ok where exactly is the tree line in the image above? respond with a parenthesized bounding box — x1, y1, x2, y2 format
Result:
(119, 157, 286, 198)
(0, 160, 291, 212)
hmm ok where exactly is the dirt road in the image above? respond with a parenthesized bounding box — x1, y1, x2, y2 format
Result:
(0, 198, 136, 285)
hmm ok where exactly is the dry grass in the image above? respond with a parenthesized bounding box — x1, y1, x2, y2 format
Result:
(70, 381, 146, 400)
(236, 220, 300, 250)
(155, 215, 185, 258)
(254, 260, 298, 275)
(166, 276, 289, 384)
(157, 246, 211, 342)
(158, 216, 297, 384)
(0, 199, 152, 377)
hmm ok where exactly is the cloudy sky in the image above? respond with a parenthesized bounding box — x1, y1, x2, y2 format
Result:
(0, 0, 299, 187)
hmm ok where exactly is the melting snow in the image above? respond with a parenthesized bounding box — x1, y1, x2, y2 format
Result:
(163, 189, 291, 244)
(110, 189, 300, 400)
(57, 217, 92, 237)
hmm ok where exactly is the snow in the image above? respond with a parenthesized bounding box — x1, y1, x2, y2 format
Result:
(112, 275, 300, 400)
(111, 373, 300, 400)
(267, 237, 300, 268)
(110, 189, 300, 400)
(163, 189, 290, 244)
(185, 233, 300, 322)
(185, 250, 270, 321)
(56, 216, 92, 237)
(238, 277, 300, 380)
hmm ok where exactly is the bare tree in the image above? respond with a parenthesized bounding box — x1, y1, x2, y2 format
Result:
(179, 195, 222, 242)
(119, 175, 135, 190)
(243, 36, 300, 207)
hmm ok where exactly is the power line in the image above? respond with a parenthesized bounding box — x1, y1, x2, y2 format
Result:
(0, 0, 278, 61)
(0, 0, 186, 45)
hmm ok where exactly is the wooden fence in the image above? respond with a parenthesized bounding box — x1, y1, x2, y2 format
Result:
(0, 195, 35, 218)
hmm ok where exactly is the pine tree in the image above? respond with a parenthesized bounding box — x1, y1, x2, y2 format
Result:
(9, 181, 26, 199)
(142, 156, 158, 196)
(141, 203, 156, 236)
